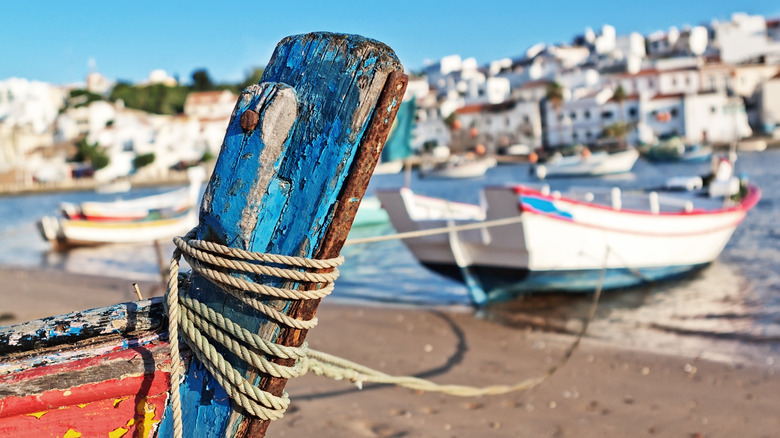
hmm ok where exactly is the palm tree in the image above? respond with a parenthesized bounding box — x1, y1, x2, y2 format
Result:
(613, 85, 628, 148)
(545, 81, 564, 148)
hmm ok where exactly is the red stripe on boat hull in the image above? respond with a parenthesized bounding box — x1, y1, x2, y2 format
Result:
(0, 371, 170, 437)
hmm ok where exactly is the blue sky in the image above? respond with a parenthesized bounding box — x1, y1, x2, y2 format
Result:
(2, 1, 778, 86)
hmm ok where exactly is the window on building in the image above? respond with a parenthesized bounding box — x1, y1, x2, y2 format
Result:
(572, 132, 578, 140)
(570, 111, 577, 120)
(601, 111, 613, 119)
(628, 108, 637, 118)
(711, 106, 717, 114)
(670, 108, 678, 118)
(586, 131, 592, 138)
(584, 110, 591, 119)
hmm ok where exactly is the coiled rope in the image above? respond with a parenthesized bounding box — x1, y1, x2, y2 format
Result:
(165, 229, 604, 438)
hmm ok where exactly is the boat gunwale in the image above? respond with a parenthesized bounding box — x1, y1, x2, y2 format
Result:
(511, 184, 761, 217)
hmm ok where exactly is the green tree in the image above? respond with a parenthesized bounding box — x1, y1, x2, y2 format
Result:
(200, 150, 215, 163)
(613, 85, 628, 147)
(109, 81, 188, 115)
(545, 81, 564, 148)
(191, 69, 214, 91)
(602, 121, 630, 144)
(72, 138, 110, 170)
(67, 89, 104, 108)
(90, 149, 110, 170)
(133, 152, 156, 169)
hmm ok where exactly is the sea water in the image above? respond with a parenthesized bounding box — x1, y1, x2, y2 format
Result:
(1, 150, 778, 366)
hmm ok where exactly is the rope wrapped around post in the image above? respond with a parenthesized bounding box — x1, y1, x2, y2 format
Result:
(164, 230, 344, 436)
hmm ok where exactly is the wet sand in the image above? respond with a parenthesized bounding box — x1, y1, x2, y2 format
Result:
(2, 267, 779, 437)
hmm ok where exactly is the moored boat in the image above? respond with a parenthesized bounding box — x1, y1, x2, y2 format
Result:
(376, 161, 759, 306)
(534, 148, 639, 179)
(421, 155, 497, 179)
(58, 166, 205, 222)
(643, 137, 713, 163)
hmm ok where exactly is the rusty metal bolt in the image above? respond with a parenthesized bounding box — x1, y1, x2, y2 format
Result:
(240, 110, 259, 132)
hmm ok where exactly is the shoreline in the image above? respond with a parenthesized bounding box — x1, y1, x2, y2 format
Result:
(2, 266, 779, 436)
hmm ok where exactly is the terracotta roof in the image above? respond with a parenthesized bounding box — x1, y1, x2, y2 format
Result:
(455, 101, 516, 114)
(607, 93, 639, 103)
(652, 93, 685, 101)
(185, 90, 235, 105)
(518, 79, 553, 89)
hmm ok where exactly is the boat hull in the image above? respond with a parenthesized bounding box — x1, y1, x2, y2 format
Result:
(535, 149, 638, 179)
(421, 261, 710, 300)
(0, 299, 171, 437)
(38, 210, 197, 247)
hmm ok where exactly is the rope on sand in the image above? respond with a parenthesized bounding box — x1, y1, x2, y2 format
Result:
(165, 229, 605, 438)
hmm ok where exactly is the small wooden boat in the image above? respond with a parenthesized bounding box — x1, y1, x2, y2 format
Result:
(352, 196, 390, 227)
(534, 148, 639, 179)
(373, 97, 415, 175)
(377, 161, 759, 306)
(59, 167, 205, 222)
(643, 137, 713, 163)
(1, 32, 406, 437)
(421, 156, 497, 179)
(37, 210, 198, 247)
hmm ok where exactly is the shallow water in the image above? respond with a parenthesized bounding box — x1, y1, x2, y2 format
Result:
(1, 151, 778, 365)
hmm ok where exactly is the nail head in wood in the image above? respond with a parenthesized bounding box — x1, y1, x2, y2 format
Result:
(240, 110, 259, 132)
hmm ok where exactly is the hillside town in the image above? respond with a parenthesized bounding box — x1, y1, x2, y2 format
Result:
(1, 12, 779, 190)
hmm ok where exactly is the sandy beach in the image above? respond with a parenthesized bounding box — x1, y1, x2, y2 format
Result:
(2, 267, 779, 437)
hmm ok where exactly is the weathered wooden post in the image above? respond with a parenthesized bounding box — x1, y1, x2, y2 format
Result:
(158, 33, 407, 437)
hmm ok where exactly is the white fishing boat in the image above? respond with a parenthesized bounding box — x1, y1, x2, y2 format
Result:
(376, 161, 759, 305)
(421, 156, 497, 179)
(59, 167, 205, 221)
(37, 210, 198, 247)
(534, 148, 639, 179)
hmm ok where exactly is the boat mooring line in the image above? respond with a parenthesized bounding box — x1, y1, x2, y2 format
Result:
(164, 229, 607, 438)
(345, 215, 526, 246)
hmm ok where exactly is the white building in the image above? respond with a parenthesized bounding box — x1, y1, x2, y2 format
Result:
(0, 78, 64, 136)
(0, 78, 65, 181)
(544, 87, 616, 147)
(760, 72, 780, 134)
(454, 99, 543, 151)
(712, 13, 780, 64)
(145, 69, 178, 87)
(183, 90, 236, 120)
(183, 90, 237, 154)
